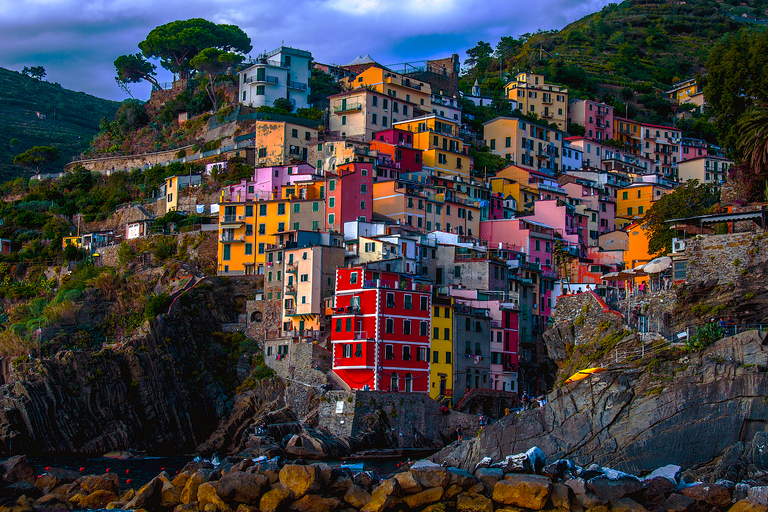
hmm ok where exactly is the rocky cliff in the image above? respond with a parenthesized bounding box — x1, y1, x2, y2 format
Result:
(0, 277, 259, 456)
(433, 328, 768, 476)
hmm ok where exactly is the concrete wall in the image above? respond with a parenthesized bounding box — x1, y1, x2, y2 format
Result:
(686, 232, 768, 285)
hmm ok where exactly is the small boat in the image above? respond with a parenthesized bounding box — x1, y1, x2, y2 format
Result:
(104, 450, 145, 460)
(564, 367, 606, 385)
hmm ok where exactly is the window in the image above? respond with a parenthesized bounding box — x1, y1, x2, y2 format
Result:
(278, 203, 286, 215)
(417, 347, 427, 362)
(278, 222, 285, 232)
(444, 308, 450, 319)
(329, 197, 335, 208)
(444, 328, 450, 340)
(245, 205, 254, 217)
(346, 318, 352, 332)
(505, 137, 511, 148)
(360, 201, 366, 210)
(420, 296, 428, 310)
(403, 345, 411, 360)
(403, 320, 411, 335)
(245, 243, 253, 255)
(349, 272, 358, 284)
(386, 292, 395, 308)
(341, 115, 347, 125)
(259, 204, 267, 216)
(433, 350, 439, 363)
(312, 202, 319, 212)
(622, 191, 628, 200)
(343, 344, 353, 358)
(454, 266, 461, 278)
(256, 85, 265, 95)
(293, 203, 300, 213)
(433, 327, 439, 339)
(420, 321, 428, 337)
(638, 206, 644, 214)
(627, 207, 633, 215)
(386, 318, 394, 333)
(404, 295, 412, 309)
(328, 213, 335, 226)
(446, 352, 451, 364)
(223, 245, 231, 261)
(385, 344, 394, 359)
(372, 96, 378, 107)
(329, 180, 336, 191)
(258, 224, 266, 235)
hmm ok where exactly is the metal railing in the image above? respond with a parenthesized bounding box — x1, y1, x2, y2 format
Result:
(288, 80, 307, 91)
(245, 75, 279, 84)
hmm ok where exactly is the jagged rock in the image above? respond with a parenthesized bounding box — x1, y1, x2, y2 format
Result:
(609, 497, 649, 512)
(729, 499, 768, 512)
(643, 465, 682, 485)
(0, 482, 43, 505)
(372, 478, 399, 497)
(259, 485, 293, 512)
(492, 453, 532, 473)
(359, 478, 401, 512)
(456, 491, 493, 512)
(640, 477, 676, 506)
(34, 468, 80, 494)
(353, 472, 373, 490)
(31, 493, 73, 510)
(0, 495, 33, 512)
(660, 492, 699, 512)
(70, 490, 117, 509)
(393, 472, 422, 494)
(124, 475, 163, 510)
(544, 459, 582, 480)
(492, 474, 552, 510)
(402, 486, 443, 508)
(473, 457, 492, 473)
(181, 469, 215, 504)
(279, 465, 320, 499)
(679, 483, 732, 508)
(1, 456, 35, 484)
(749, 486, 768, 506)
(161, 486, 183, 508)
(172, 472, 191, 488)
(735, 483, 751, 502)
(343, 484, 371, 509)
(448, 467, 476, 487)
(444, 484, 463, 499)
(411, 466, 449, 489)
(288, 494, 340, 512)
(474, 468, 503, 494)
(73, 473, 120, 496)
(215, 472, 269, 505)
(198, 481, 231, 512)
(587, 472, 643, 502)
(550, 482, 571, 509)
(327, 469, 354, 494)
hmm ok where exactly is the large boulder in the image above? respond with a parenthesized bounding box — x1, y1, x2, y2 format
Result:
(448, 467, 476, 487)
(343, 484, 372, 509)
(216, 472, 269, 505)
(69, 489, 118, 509)
(402, 486, 444, 508)
(180, 469, 215, 504)
(288, 494, 340, 512)
(411, 465, 450, 489)
(456, 491, 494, 512)
(197, 481, 231, 512)
(124, 475, 163, 510)
(1, 456, 35, 484)
(31, 493, 73, 511)
(279, 465, 320, 499)
(609, 497, 650, 512)
(730, 499, 768, 512)
(0, 481, 43, 506)
(640, 476, 676, 506)
(474, 468, 503, 494)
(587, 471, 643, 502)
(679, 483, 732, 509)
(361, 479, 401, 512)
(492, 474, 552, 510)
(393, 471, 422, 494)
(259, 485, 293, 512)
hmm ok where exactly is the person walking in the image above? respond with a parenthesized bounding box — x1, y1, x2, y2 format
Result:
(456, 426, 464, 444)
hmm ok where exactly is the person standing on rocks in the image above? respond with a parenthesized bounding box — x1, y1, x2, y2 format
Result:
(456, 426, 464, 443)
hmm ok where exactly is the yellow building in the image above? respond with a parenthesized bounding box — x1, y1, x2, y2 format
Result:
(164, 174, 202, 213)
(62, 236, 81, 250)
(430, 296, 454, 402)
(344, 66, 432, 111)
(307, 137, 377, 176)
(483, 117, 564, 174)
(504, 72, 568, 130)
(623, 221, 653, 284)
(667, 78, 705, 110)
(615, 183, 672, 229)
(217, 196, 327, 275)
(489, 177, 538, 214)
(393, 115, 470, 177)
(253, 120, 320, 167)
(613, 117, 643, 156)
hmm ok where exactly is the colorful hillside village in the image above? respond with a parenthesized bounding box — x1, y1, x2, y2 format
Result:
(75, 47, 737, 405)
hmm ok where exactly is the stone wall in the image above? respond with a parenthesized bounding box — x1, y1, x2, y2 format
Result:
(64, 146, 194, 174)
(318, 390, 480, 448)
(686, 232, 768, 285)
(551, 292, 624, 348)
(263, 341, 330, 388)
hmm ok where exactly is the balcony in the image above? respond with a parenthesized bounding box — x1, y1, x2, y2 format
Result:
(333, 102, 362, 114)
(334, 305, 361, 315)
(288, 80, 307, 91)
(244, 75, 279, 85)
(286, 263, 298, 273)
(541, 111, 553, 118)
(220, 234, 245, 243)
(220, 215, 244, 227)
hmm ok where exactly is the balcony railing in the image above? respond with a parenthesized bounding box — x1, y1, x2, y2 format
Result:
(288, 80, 307, 91)
(220, 235, 245, 243)
(245, 75, 279, 85)
(334, 305, 361, 315)
(333, 102, 362, 114)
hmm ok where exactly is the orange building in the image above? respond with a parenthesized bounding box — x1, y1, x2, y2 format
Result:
(393, 115, 470, 177)
(615, 183, 672, 228)
(343, 66, 432, 111)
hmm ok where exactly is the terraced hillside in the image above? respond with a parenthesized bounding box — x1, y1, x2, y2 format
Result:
(0, 68, 119, 181)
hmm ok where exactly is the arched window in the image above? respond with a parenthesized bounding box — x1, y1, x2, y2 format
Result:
(404, 373, 412, 392)
(250, 311, 263, 323)
(391, 372, 399, 391)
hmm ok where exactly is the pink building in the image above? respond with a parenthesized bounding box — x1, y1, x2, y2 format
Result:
(480, 218, 556, 270)
(568, 99, 614, 142)
(326, 162, 374, 231)
(680, 137, 708, 162)
(222, 164, 318, 202)
(530, 199, 583, 255)
(562, 182, 616, 242)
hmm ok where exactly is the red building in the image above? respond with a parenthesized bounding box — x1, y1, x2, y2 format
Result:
(332, 266, 433, 392)
(370, 129, 424, 176)
(326, 162, 374, 232)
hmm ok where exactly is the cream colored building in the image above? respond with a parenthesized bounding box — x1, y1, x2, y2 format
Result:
(677, 156, 733, 188)
(504, 72, 568, 130)
(483, 116, 565, 174)
(328, 88, 418, 141)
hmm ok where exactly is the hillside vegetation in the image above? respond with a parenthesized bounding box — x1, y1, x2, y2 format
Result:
(0, 68, 119, 181)
(461, 0, 766, 128)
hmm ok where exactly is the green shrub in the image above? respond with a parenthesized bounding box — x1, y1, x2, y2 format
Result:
(117, 242, 136, 265)
(144, 292, 170, 320)
(686, 322, 724, 351)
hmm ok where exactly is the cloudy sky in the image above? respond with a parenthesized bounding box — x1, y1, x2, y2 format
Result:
(0, 0, 612, 102)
